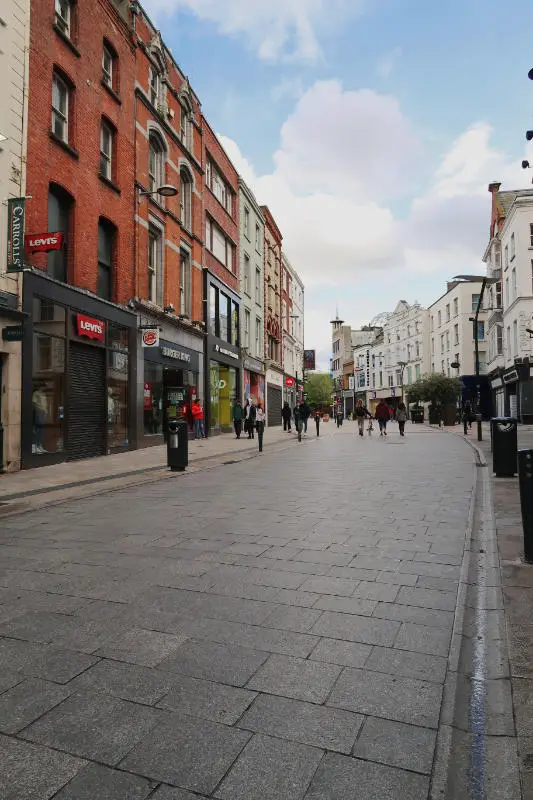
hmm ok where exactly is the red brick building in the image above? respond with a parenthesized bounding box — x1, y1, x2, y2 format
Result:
(133, 10, 205, 447)
(22, 0, 139, 468)
(261, 206, 284, 425)
(202, 117, 241, 433)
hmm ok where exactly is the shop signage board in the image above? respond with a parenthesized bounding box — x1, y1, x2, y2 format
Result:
(214, 343, 239, 360)
(24, 232, 63, 253)
(285, 376, 295, 387)
(304, 349, 316, 370)
(2, 325, 24, 342)
(7, 197, 25, 272)
(161, 345, 191, 363)
(142, 328, 160, 348)
(76, 313, 105, 342)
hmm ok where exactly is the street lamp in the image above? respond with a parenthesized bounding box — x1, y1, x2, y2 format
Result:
(138, 184, 178, 201)
(453, 274, 497, 441)
(397, 361, 407, 405)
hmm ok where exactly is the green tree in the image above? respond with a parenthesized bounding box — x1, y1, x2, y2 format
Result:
(408, 373, 463, 406)
(305, 373, 333, 406)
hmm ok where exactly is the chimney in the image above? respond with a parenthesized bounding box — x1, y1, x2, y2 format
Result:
(488, 182, 501, 194)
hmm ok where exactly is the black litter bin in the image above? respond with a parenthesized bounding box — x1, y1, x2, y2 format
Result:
(167, 419, 189, 471)
(491, 417, 517, 477)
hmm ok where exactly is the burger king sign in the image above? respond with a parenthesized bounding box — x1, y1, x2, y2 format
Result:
(141, 328, 159, 348)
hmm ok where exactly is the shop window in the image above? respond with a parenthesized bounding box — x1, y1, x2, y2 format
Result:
(209, 284, 217, 335)
(32, 332, 65, 454)
(144, 361, 164, 435)
(219, 292, 230, 342)
(33, 298, 66, 335)
(180, 167, 192, 231)
(148, 132, 165, 194)
(99, 118, 116, 183)
(107, 325, 129, 449)
(97, 218, 115, 301)
(52, 71, 71, 144)
(179, 248, 191, 317)
(47, 183, 72, 283)
(148, 223, 163, 306)
(231, 300, 239, 346)
(209, 361, 237, 432)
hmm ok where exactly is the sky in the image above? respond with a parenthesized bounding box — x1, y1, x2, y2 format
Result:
(143, 0, 533, 369)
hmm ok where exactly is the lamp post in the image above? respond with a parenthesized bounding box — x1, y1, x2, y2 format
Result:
(453, 274, 497, 442)
(138, 184, 178, 201)
(397, 361, 407, 406)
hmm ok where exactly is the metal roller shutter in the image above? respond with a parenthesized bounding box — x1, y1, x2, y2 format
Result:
(67, 342, 106, 461)
(267, 384, 282, 427)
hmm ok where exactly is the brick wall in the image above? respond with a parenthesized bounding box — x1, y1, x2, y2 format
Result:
(26, 0, 136, 303)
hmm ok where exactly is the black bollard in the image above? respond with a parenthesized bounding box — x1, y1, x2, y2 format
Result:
(315, 415, 320, 437)
(519, 449, 533, 564)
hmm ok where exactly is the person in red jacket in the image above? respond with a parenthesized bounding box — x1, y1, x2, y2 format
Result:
(191, 400, 206, 440)
(374, 399, 390, 436)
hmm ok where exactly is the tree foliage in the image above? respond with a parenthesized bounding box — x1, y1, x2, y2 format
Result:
(305, 373, 333, 406)
(408, 373, 463, 406)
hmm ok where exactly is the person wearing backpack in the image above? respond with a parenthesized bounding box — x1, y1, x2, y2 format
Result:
(396, 401, 408, 437)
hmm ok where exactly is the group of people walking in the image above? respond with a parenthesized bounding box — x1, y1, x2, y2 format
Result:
(232, 399, 266, 451)
(354, 399, 408, 437)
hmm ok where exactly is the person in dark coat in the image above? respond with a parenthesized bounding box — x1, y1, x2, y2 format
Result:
(375, 399, 390, 436)
(244, 401, 256, 439)
(282, 402, 292, 432)
(233, 400, 243, 439)
(300, 401, 311, 434)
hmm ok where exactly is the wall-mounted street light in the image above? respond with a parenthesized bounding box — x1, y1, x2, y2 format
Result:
(138, 184, 178, 204)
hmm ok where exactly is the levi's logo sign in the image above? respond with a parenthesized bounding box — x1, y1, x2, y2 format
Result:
(76, 314, 105, 341)
(24, 232, 64, 253)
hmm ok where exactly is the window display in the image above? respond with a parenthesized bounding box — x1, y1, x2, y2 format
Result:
(209, 361, 237, 432)
(32, 332, 65, 453)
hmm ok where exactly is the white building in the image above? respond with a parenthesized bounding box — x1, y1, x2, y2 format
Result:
(428, 279, 489, 414)
(364, 302, 429, 412)
(238, 179, 265, 407)
(483, 183, 533, 421)
(0, 0, 30, 471)
(282, 254, 304, 408)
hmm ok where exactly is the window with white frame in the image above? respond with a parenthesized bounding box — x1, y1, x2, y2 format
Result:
(52, 72, 69, 143)
(255, 269, 261, 305)
(446, 303, 450, 322)
(513, 320, 518, 354)
(530, 223, 533, 247)
(438, 310, 442, 327)
(416, 341, 420, 358)
(102, 42, 116, 91)
(497, 325, 503, 355)
(255, 223, 261, 252)
(243, 255, 250, 295)
(531, 261, 533, 294)
(180, 167, 192, 231)
(454, 323, 459, 345)
(453, 298, 458, 316)
(205, 216, 234, 271)
(206, 157, 233, 215)
(55, 0, 71, 36)
(179, 103, 190, 148)
(179, 248, 191, 317)
(511, 232, 516, 260)
(471, 294, 480, 312)
(440, 334, 444, 354)
(445, 331, 450, 351)
(99, 119, 114, 181)
(431, 337, 434, 354)
(512, 267, 517, 300)
(505, 245, 509, 268)
(255, 317, 261, 356)
(388, 374, 394, 387)
(507, 326, 511, 355)
(505, 277, 509, 306)
(148, 133, 165, 194)
(148, 224, 163, 306)
(244, 207, 250, 239)
(244, 309, 250, 348)
(149, 67, 161, 107)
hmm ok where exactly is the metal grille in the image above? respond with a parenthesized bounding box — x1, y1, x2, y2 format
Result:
(67, 343, 106, 461)
(267, 384, 282, 427)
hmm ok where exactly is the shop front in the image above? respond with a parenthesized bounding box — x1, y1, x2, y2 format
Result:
(243, 354, 265, 407)
(266, 366, 283, 426)
(498, 362, 533, 423)
(0, 290, 25, 472)
(490, 376, 505, 417)
(142, 339, 201, 442)
(21, 271, 137, 468)
(283, 375, 297, 410)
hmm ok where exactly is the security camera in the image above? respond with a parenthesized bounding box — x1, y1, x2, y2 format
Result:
(523, 160, 530, 169)
(529, 67, 533, 80)
(164, 304, 175, 314)
(127, 299, 137, 310)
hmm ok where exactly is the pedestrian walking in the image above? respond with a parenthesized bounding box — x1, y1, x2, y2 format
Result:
(256, 404, 265, 452)
(314, 409, 321, 437)
(233, 400, 243, 439)
(354, 399, 373, 437)
(300, 400, 311, 434)
(244, 400, 256, 439)
(396, 401, 408, 437)
(282, 401, 292, 432)
(375, 399, 390, 436)
(191, 399, 206, 439)
(462, 402, 473, 434)
(294, 404, 302, 442)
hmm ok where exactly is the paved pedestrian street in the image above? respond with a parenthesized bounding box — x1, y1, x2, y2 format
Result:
(0, 425, 515, 798)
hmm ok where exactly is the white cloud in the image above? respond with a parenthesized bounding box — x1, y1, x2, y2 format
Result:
(219, 81, 531, 360)
(142, 0, 363, 62)
(377, 46, 402, 79)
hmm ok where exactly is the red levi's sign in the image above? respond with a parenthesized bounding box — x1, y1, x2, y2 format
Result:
(25, 232, 64, 253)
(76, 314, 105, 342)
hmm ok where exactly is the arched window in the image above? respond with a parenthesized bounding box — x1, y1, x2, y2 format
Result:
(148, 132, 165, 194)
(180, 167, 192, 231)
(179, 96, 192, 148)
